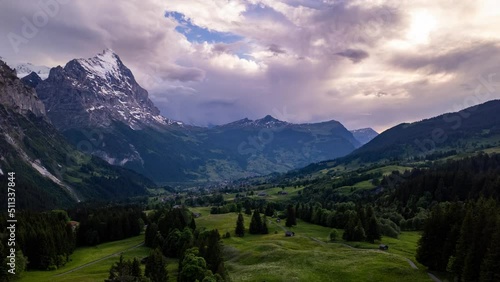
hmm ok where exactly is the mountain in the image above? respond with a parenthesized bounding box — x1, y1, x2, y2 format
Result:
(345, 100, 500, 162)
(32, 50, 361, 184)
(21, 71, 43, 88)
(200, 116, 360, 178)
(0, 62, 45, 117)
(0, 59, 154, 210)
(350, 128, 378, 145)
(13, 63, 50, 80)
(36, 49, 175, 130)
(219, 115, 290, 129)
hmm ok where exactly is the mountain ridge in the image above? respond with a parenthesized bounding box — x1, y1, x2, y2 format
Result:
(350, 128, 378, 145)
(0, 59, 154, 209)
(30, 50, 361, 183)
(36, 49, 174, 131)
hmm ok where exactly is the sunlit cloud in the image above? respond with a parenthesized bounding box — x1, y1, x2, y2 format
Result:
(0, 0, 500, 132)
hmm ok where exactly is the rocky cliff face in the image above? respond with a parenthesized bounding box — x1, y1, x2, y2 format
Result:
(21, 72, 43, 89)
(0, 60, 46, 117)
(28, 50, 361, 183)
(36, 49, 172, 131)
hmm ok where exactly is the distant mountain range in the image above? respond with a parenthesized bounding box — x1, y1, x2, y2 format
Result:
(13, 63, 50, 80)
(350, 128, 378, 145)
(289, 99, 500, 179)
(14, 50, 362, 184)
(3, 49, 500, 208)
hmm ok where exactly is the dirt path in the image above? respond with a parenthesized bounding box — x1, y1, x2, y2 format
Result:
(427, 272, 442, 282)
(54, 242, 145, 277)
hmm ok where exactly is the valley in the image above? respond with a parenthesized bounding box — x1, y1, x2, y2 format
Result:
(1, 17, 500, 281)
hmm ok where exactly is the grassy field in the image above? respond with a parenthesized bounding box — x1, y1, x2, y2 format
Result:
(366, 165, 413, 175)
(223, 186, 305, 202)
(191, 207, 432, 282)
(20, 235, 179, 282)
(19, 207, 432, 282)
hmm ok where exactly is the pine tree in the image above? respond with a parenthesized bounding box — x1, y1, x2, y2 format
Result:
(145, 223, 159, 248)
(261, 216, 269, 234)
(366, 215, 381, 243)
(131, 258, 142, 278)
(145, 248, 169, 282)
(342, 214, 357, 241)
(203, 230, 224, 276)
(417, 204, 448, 270)
(265, 204, 274, 216)
(235, 213, 245, 237)
(249, 210, 263, 234)
(285, 205, 296, 227)
(352, 219, 366, 241)
(462, 198, 498, 281)
(245, 206, 252, 215)
(480, 220, 500, 282)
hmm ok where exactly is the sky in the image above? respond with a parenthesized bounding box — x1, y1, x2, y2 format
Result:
(1, 0, 500, 132)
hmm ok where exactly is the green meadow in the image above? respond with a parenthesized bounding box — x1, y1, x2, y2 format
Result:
(20, 235, 179, 282)
(19, 207, 433, 282)
(191, 207, 432, 282)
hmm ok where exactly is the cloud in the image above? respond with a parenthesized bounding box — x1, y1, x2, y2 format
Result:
(1, 0, 500, 133)
(389, 42, 500, 74)
(162, 64, 206, 82)
(336, 48, 369, 63)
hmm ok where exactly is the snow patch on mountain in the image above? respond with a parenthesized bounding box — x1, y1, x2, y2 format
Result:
(77, 48, 122, 81)
(37, 49, 181, 130)
(14, 63, 50, 79)
(220, 115, 289, 128)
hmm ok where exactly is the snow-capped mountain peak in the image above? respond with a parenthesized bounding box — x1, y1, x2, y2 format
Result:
(218, 115, 289, 128)
(76, 48, 123, 81)
(14, 63, 50, 80)
(254, 115, 287, 126)
(35, 50, 178, 130)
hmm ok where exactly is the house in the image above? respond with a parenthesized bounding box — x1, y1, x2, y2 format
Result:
(258, 192, 267, 197)
(277, 191, 288, 195)
(285, 231, 295, 237)
(192, 212, 202, 218)
(379, 244, 389, 250)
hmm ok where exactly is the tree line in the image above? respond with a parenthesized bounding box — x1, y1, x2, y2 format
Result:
(416, 198, 500, 281)
(144, 207, 227, 281)
(0, 205, 146, 273)
(69, 205, 146, 246)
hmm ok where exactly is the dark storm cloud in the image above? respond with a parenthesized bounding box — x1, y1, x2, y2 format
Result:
(268, 44, 286, 55)
(310, 1, 403, 50)
(2, 0, 500, 133)
(163, 65, 205, 82)
(201, 99, 237, 107)
(389, 42, 500, 74)
(212, 43, 230, 53)
(335, 48, 369, 63)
